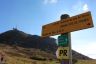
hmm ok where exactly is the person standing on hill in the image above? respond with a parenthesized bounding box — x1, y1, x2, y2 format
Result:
(0, 52, 4, 64)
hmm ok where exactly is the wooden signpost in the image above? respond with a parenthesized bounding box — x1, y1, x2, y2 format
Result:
(57, 14, 72, 64)
(41, 11, 94, 64)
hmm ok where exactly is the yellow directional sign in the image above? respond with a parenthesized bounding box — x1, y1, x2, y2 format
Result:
(56, 47, 70, 59)
(42, 11, 94, 37)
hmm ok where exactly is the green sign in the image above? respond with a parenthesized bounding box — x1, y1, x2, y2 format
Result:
(58, 33, 69, 47)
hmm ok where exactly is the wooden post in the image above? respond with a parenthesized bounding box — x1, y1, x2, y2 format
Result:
(60, 14, 72, 64)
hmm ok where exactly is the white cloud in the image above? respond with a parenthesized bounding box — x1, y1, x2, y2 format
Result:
(72, 1, 89, 14)
(83, 4, 89, 11)
(43, 0, 58, 4)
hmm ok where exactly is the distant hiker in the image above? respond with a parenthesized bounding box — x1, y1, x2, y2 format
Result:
(1, 55, 4, 62)
(0, 51, 5, 64)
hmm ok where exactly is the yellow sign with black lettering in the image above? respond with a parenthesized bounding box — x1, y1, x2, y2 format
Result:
(42, 11, 94, 37)
(56, 47, 70, 59)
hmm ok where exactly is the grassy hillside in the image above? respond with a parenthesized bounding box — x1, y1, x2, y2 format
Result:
(4, 56, 96, 64)
(0, 44, 58, 64)
(6, 56, 60, 64)
(0, 29, 95, 64)
(0, 44, 96, 64)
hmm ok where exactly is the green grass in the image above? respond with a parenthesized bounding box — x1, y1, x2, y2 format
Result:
(76, 60, 96, 64)
(3, 53, 96, 64)
(5, 56, 96, 64)
(5, 56, 60, 64)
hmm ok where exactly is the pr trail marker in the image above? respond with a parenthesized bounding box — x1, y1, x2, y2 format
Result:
(56, 47, 70, 59)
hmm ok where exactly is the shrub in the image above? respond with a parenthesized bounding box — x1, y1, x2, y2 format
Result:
(30, 56, 46, 61)
(72, 59, 78, 64)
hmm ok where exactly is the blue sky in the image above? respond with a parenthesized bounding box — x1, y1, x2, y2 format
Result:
(0, 0, 96, 59)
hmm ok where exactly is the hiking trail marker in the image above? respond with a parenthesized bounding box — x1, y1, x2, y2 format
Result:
(42, 11, 93, 37)
(41, 11, 94, 64)
(56, 47, 70, 59)
(58, 33, 69, 47)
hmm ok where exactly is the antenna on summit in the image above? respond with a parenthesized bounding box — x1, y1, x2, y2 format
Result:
(13, 26, 18, 30)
